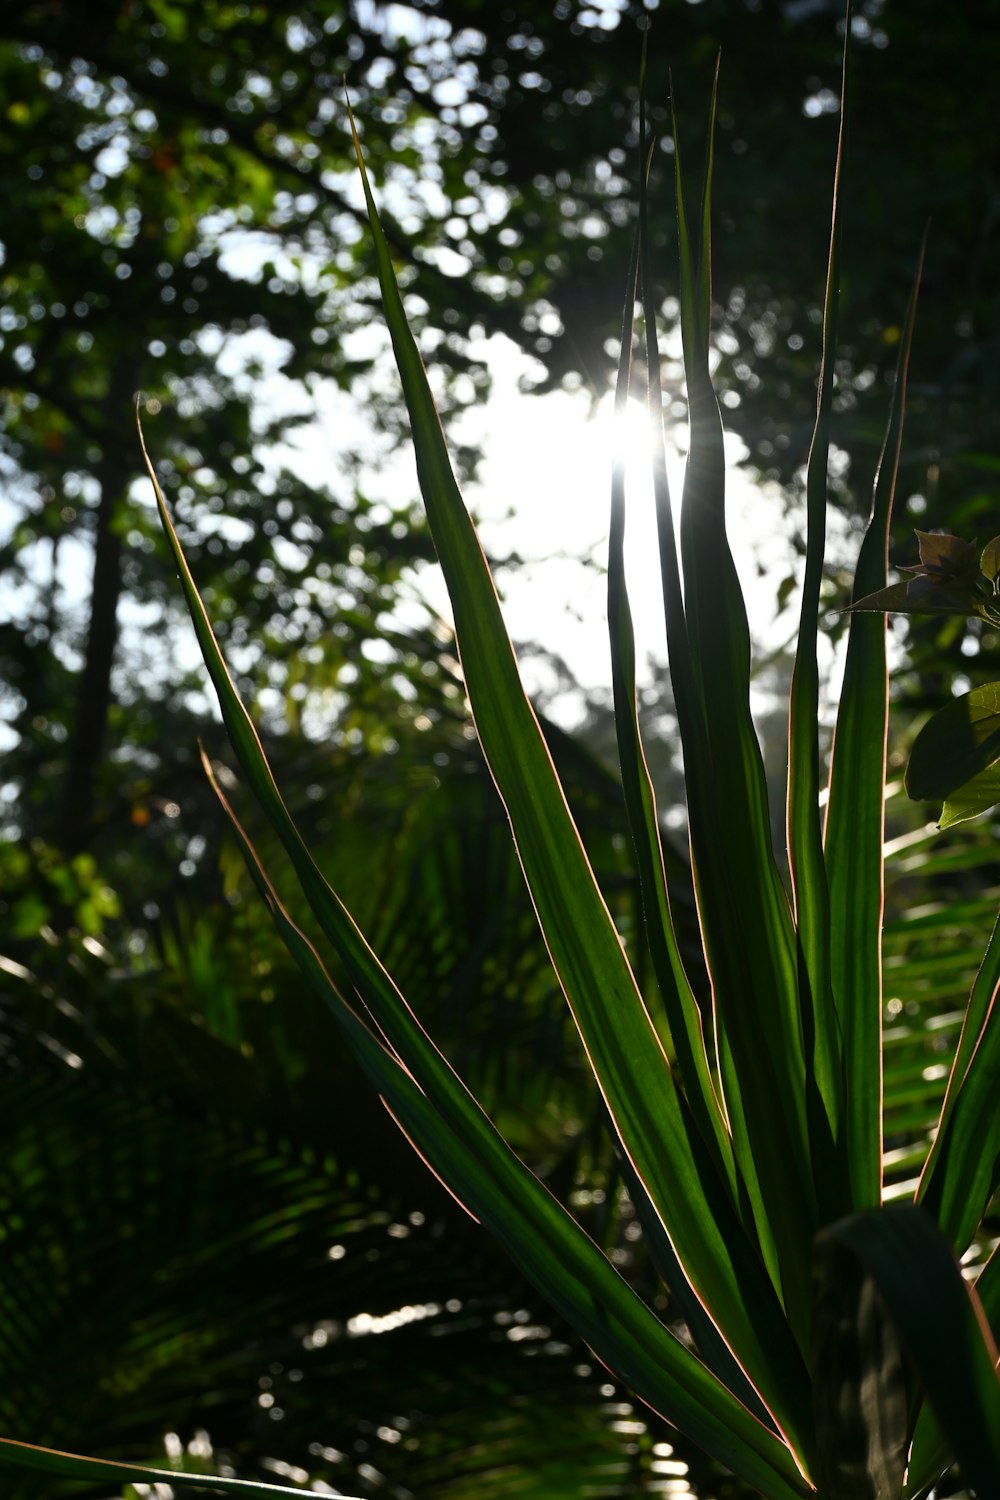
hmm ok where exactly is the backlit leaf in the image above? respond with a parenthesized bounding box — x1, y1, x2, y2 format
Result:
(980, 535, 1000, 583)
(905, 683, 1000, 808)
(0, 1438, 322, 1498)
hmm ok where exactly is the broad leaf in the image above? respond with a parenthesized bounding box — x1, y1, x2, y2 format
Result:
(906, 530, 980, 586)
(940, 766, 1000, 828)
(850, 532, 987, 619)
(846, 579, 975, 616)
(906, 682, 1000, 825)
(609, 80, 735, 1196)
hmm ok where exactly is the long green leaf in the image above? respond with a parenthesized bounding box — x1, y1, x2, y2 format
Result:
(0, 1437, 323, 1498)
(785, 10, 850, 1221)
(824, 233, 926, 1208)
(917, 905, 1000, 1250)
(665, 68, 817, 1347)
(343, 107, 813, 1452)
(204, 752, 809, 1500)
(609, 197, 774, 1427)
(617, 91, 777, 1431)
(634, 94, 776, 1283)
(607, 179, 733, 1191)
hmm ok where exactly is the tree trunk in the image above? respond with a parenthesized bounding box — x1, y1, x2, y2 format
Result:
(58, 443, 130, 854)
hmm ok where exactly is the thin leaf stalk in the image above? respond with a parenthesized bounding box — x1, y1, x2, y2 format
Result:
(916, 905, 1000, 1249)
(641, 82, 775, 1288)
(824, 232, 926, 1210)
(609, 200, 779, 1423)
(785, 6, 850, 1221)
(607, 233, 734, 1188)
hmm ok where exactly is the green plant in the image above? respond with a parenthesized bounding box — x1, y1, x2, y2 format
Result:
(4, 31, 1000, 1500)
(851, 528, 1000, 831)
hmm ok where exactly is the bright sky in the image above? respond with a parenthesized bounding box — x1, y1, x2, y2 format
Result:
(276, 328, 811, 733)
(0, 307, 842, 792)
(450, 336, 802, 719)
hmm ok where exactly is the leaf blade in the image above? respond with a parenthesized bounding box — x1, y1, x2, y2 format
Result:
(905, 683, 1000, 827)
(607, 207, 733, 1195)
(824, 233, 926, 1209)
(0, 1438, 324, 1498)
(666, 67, 818, 1348)
(917, 908, 1000, 1251)
(785, 12, 851, 1223)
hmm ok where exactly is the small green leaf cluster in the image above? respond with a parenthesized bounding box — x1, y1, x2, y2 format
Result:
(854, 531, 1000, 827)
(852, 529, 1000, 622)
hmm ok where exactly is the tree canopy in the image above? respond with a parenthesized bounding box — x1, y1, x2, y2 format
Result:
(3, 0, 999, 873)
